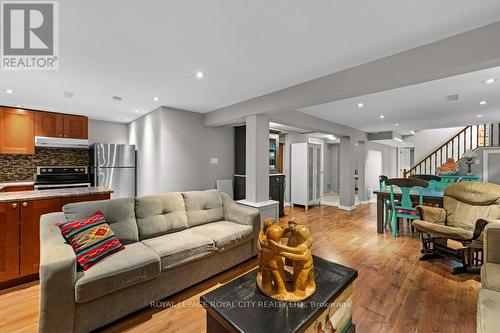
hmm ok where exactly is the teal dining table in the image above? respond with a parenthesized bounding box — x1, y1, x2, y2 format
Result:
(374, 187, 444, 234)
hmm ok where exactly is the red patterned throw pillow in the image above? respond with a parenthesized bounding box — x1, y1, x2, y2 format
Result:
(57, 210, 125, 270)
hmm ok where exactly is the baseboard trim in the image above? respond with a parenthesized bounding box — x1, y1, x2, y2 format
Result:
(338, 205, 356, 211)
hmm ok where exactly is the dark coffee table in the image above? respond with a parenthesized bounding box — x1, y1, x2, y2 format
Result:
(201, 256, 358, 333)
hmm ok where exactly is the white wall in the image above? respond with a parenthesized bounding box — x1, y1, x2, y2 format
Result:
(128, 107, 234, 196)
(88, 119, 128, 144)
(408, 127, 463, 162)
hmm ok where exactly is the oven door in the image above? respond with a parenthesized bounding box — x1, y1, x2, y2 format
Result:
(34, 183, 91, 190)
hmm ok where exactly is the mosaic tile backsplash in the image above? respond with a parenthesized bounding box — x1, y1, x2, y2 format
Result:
(0, 147, 89, 182)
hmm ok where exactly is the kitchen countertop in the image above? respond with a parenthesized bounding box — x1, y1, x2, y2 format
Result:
(0, 181, 35, 191)
(0, 186, 113, 203)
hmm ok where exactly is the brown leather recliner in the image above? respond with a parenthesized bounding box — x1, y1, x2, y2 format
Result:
(412, 182, 500, 274)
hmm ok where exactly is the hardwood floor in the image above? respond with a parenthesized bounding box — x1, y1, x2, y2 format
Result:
(0, 204, 479, 333)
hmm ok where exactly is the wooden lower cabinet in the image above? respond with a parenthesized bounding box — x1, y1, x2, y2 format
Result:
(19, 199, 62, 276)
(0, 193, 111, 285)
(0, 203, 21, 282)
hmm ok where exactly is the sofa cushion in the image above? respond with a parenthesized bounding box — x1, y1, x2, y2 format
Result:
(412, 220, 473, 240)
(57, 210, 125, 270)
(183, 190, 224, 227)
(477, 289, 500, 333)
(135, 192, 189, 240)
(63, 198, 139, 244)
(481, 263, 500, 292)
(74, 242, 161, 303)
(190, 221, 253, 250)
(142, 229, 216, 270)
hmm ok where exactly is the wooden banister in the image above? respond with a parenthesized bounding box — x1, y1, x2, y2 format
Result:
(404, 124, 498, 178)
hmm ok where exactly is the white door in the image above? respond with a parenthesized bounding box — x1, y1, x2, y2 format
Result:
(483, 150, 500, 184)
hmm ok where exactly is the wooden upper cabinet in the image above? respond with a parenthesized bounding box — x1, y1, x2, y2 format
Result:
(0, 108, 35, 155)
(63, 115, 88, 139)
(34, 111, 88, 139)
(35, 112, 63, 137)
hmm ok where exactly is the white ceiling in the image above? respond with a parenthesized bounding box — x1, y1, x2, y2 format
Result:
(299, 66, 500, 134)
(1, 1, 500, 123)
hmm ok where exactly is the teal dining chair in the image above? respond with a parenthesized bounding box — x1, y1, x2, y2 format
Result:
(379, 175, 393, 227)
(385, 178, 429, 237)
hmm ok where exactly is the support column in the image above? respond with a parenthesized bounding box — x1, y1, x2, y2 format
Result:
(357, 141, 369, 203)
(339, 136, 356, 210)
(237, 115, 278, 226)
(245, 115, 269, 202)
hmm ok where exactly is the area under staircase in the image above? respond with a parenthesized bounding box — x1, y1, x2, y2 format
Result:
(403, 124, 500, 177)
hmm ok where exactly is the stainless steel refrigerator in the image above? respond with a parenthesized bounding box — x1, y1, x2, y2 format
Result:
(91, 144, 136, 198)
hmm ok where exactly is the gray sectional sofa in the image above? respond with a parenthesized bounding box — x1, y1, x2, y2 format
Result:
(39, 189, 260, 333)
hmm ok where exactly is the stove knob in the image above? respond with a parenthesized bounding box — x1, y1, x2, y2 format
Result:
(48, 168, 53, 172)
(75, 168, 79, 172)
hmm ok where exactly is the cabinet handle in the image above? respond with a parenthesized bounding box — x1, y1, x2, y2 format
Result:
(22, 202, 28, 207)
(12, 203, 17, 208)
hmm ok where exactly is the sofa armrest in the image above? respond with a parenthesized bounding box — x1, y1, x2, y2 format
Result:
(221, 193, 260, 255)
(416, 205, 446, 225)
(39, 212, 77, 333)
(484, 221, 500, 265)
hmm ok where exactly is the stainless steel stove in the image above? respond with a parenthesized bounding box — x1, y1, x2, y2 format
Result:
(34, 166, 91, 190)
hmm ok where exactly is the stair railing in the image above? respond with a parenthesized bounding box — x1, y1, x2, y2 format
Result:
(403, 123, 499, 177)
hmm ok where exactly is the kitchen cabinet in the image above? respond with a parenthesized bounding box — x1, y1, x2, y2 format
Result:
(0, 202, 20, 282)
(63, 115, 88, 139)
(35, 112, 63, 137)
(35, 112, 88, 139)
(0, 192, 110, 286)
(2, 185, 34, 192)
(0, 107, 35, 155)
(233, 175, 285, 217)
(19, 199, 61, 276)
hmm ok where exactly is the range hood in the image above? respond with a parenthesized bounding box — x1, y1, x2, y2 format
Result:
(35, 136, 89, 149)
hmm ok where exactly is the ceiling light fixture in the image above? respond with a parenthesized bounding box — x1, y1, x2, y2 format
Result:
(327, 135, 336, 140)
(195, 71, 205, 79)
(484, 78, 496, 84)
(379, 115, 385, 119)
(394, 123, 400, 127)
(357, 103, 364, 108)
(410, 130, 416, 135)
(134, 110, 139, 113)
(476, 114, 484, 118)
(479, 100, 488, 105)
(153, 97, 159, 102)
(5, 89, 13, 94)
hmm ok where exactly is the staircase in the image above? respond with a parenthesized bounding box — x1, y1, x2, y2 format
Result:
(404, 124, 500, 177)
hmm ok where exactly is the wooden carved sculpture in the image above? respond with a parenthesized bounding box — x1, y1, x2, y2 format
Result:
(257, 217, 316, 301)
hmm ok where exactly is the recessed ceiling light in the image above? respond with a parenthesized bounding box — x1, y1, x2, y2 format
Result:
(195, 71, 205, 79)
(479, 100, 488, 105)
(476, 114, 484, 118)
(134, 110, 139, 113)
(484, 78, 496, 84)
(410, 130, 416, 135)
(153, 97, 159, 102)
(357, 103, 364, 108)
(327, 135, 336, 140)
(394, 123, 400, 127)
(5, 89, 13, 94)
(379, 115, 385, 119)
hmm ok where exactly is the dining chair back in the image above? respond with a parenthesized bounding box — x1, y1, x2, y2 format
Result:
(385, 178, 429, 237)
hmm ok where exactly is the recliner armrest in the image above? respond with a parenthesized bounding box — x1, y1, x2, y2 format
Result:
(39, 212, 78, 333)
(484, 221, 500, 265)
(416, 205, 446, 225)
